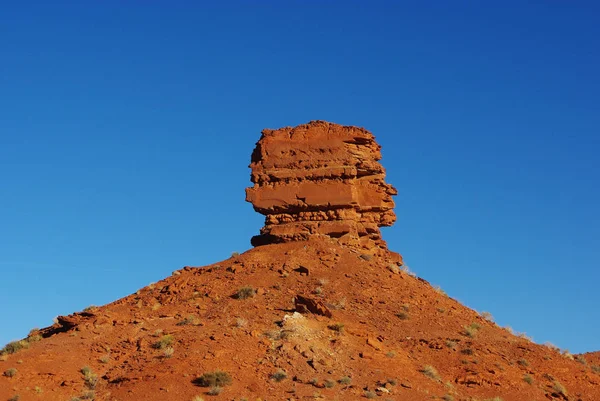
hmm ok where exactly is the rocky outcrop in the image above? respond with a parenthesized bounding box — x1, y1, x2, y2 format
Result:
(246, 121, 397, 250)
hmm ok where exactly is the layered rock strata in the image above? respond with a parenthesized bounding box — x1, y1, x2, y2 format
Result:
(246, 121, 398, 251)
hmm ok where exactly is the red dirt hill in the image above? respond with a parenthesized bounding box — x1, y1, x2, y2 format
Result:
(1, 122, 598, 401)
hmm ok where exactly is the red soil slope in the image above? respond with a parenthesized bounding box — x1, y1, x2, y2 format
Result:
(1, 240, 599, 401)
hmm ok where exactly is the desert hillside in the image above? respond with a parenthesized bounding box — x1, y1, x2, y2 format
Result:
(2, 122, 598, 401)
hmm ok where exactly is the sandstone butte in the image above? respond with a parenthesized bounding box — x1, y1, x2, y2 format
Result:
(1, 121, 599, 401)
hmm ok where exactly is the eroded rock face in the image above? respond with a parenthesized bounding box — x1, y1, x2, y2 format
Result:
(246, 121, 397, 250)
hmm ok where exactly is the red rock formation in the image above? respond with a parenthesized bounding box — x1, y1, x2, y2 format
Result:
(246, 121, 398, 251)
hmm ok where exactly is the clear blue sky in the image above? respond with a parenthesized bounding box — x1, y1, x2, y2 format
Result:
(1, 2, 598, 353)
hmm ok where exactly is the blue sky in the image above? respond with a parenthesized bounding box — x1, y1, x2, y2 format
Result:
(1, 2, 598, 353)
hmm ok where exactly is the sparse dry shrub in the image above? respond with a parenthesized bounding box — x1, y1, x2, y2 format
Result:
(421, 365, 440, 380)
(331, 297, 347, 310)
(207, 386, 222, 395)
(446, 340, 457, 350)
(27, 333, 42, 343)
(163, 347, 174, 358)
(387, 264, 400, 274)
(193, 371, 232, 387)
(271, 369, 287, 382)
(463, 322, 481, 338)
(339, 376, 352, 385)
(442, 395, 454, 401)
(8, 395, 20, 401)
(433, 285, 447, 295)
(153, 334, 174, 349)
(592, 365, 600, 373)
(81, 366, 98, 389)
(552, 381, 567, 396)
(517, 332, 533, 341)
(177, 315, 199, 326)
(562, 350, 574, 360)
(324, 379, 335, 388)
(364, 390, 376, 399)
(264, 329, 290, 341)
(235, 286, 256, 300)
(1, 340, 29, 355)
(479, 311, 494, 321)
(575, 355, 587, 365)
(517, 358, 529, 367)
(327, 323, 345, 333)
(523, 374, 533, 384)
(4, 368, 17, 377)
(400, 264, 416, 277)
(396, 311, 409, 320)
